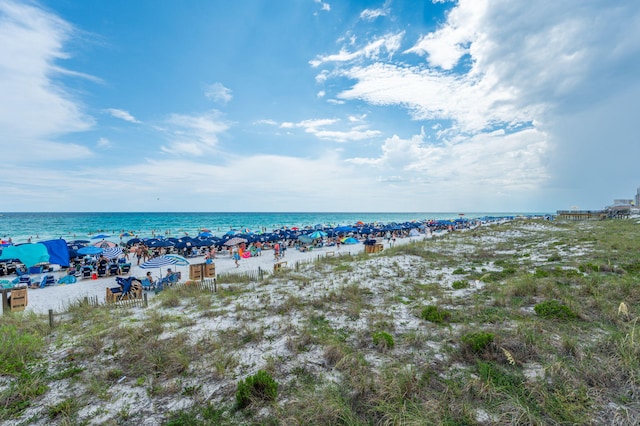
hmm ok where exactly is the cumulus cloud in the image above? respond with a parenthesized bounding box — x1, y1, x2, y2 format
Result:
(204, 82, 233, 104)
(312, 0, 640, 206)
(105, 108, 140, 123)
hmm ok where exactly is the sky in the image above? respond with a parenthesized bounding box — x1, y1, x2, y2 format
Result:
(1, 0, 640, 213)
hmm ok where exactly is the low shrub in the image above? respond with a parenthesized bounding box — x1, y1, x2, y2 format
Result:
(236, 370, 278, 409)
(372, 331, 395, 350)
(461, 331, 494, 353)
(451, 280, 469, 290)
(420, 305, 451, 323)
(534, 300, 577, 320)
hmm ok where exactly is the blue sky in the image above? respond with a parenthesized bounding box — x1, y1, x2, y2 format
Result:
(2, 0, 640, 213)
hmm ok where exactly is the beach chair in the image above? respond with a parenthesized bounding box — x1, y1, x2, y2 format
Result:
(9, 287, 28, 312)
(19, 275, 32, 286)
(106, 276, 143, 303)
(120, 263, 131, 275)
(39, 275, 55, 288)
(28, 265, 43, 275)
(81, 266, 92, 279)
(97, 265, 107, 278)
(141, 277, 154, 291)
(108, 264, 120, 276)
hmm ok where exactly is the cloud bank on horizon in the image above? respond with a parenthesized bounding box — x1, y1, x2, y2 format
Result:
(1, 0, 639, 212)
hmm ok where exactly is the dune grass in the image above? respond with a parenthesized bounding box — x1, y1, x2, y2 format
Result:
(1, 218, 639, 424)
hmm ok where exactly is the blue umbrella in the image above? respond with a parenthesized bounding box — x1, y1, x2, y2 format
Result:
(91, 234, 111, 239)
(102, 246, 123, 259)
(140, 256, 179, 268)
(147, 239, 175, 248)
(163, 254, 189, 266)
(140, 256, 180, 276)
(341, 237, 359, 245)
(78, 246, 103, 255)
(298, 235, 314, 244)
(309, 230, 327, 239)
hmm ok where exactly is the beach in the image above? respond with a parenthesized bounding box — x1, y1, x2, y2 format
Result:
(18, 233, 423, 315)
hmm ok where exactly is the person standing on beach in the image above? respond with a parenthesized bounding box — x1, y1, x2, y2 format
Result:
(232, 246, 240, 267)
(135, 245, 143, 265)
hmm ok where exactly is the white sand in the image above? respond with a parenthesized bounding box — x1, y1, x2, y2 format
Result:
(17, 239, 411, 315)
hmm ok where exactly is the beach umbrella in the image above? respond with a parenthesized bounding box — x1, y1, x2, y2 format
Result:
(126, 237, 142, 245)
(308, 230, 327, 239)
(341, 237, 359, 245)
(298, 235, 314, 244)
(146, 239, 175, 248)
(91, 234, 110, 239)
(163, 254, 189, 266)
(120, 232, 134, 237)
(102, 246, 123, 259)
(94, 240, 117, 249)
(69, 239, 90, 245)
(140, 255, 180, 276)
(140, 256, 179, 269)
(78, 246, 103, 256)
(197, 231, 213, 238)
(224, 237, 248, 246)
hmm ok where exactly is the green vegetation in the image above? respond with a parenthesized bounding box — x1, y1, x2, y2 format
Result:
(420, 305, 452, 323)
(372, 330, 395, 350)
(1, 218, 640, 424)
(236, 370, 278, 409)
(534, 300, 577, 320)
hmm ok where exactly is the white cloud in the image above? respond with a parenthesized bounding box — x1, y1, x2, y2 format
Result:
(314, 0, 330, 12)
(405, 0, 487, 70)
(159, 110, 230, 156)
(360, 0, 391, 21)
(204, 82, 232, 104)
(97, 137, 111, 148)
(0, 0, 95, 159)
(310, 32, 404, 67)
(105, 108, 140, 123)
(280, 118, 380, 142)
(347, 127, 550, 195)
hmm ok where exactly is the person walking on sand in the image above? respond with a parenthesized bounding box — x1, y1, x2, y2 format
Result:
(232, 246, 240, 267)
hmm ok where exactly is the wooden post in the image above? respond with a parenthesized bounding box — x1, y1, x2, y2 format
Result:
(143, 293, 148, 308)
(48, 309, 54, 328)
(1, 290, 7, 313)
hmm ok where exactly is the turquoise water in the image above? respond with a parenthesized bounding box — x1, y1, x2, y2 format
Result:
(0, 212, 546, 244)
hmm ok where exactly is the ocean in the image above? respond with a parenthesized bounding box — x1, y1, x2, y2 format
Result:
(0, 212, 546, 244)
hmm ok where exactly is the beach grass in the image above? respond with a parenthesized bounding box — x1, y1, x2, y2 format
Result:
(1, 218, 639, 424)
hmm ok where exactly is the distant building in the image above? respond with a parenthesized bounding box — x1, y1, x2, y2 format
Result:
(636, 187, 640, 207)
(613, 199, 633, 206)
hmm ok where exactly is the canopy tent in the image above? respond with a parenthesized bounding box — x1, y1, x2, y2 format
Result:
(40, 239, 70, 267)
(0, 243, 50, 268)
